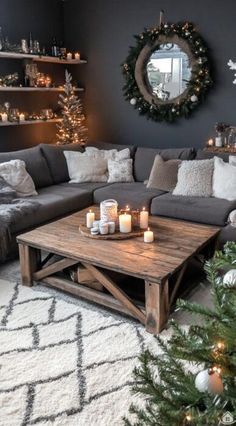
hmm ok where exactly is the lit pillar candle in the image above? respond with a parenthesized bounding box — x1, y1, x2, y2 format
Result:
(86, 209, 95, 228)
(140, 207, 149, 229)
(207, 138, 214, 147)
(119, 212, 132, 233)
(1, 112, 8, 122)
(144, 228, 154, 243)
(74, 52, 80, 60)
(67, 52, 72, 60)
(19, 113, 25, 122)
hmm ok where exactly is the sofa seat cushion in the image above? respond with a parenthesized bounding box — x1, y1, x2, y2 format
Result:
(150, 193, 236, 226)
(93, 182, 165, 209)
(134, 147, 196, 182)
(40, 143, 84, 184)
(60, 182, 110, 192)
(0, 146, 53, 189)
(10, 184, 92, 234)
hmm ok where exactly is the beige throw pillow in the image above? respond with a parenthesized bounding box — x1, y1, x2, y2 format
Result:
(146, 155, 181, 191)
(107, 159, 134, 183)
(0, 160, 37, 197)
(85, 147, 130, 161)
(64, 151, 107, 183)
(173, 159, 214, 197)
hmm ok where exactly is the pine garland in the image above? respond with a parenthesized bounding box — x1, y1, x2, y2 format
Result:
(56, 70, 88, 145)
(122, 22, 213, 122)
(124, 242, 236, 425)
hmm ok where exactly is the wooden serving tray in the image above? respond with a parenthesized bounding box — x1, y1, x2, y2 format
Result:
(79, 224, 143, 240)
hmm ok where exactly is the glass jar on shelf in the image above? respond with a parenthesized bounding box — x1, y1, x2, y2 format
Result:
(227, 127, 236, 149)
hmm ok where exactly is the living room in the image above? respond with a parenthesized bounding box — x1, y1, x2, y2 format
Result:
(0, 0, 235, 425)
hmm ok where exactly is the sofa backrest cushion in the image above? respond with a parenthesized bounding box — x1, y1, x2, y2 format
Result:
(86, 141, 136, 158)
(196, 150, 236, 162)
(134, 147, 196, 182)
(40, 143, 84, 184)
(0, 146, 53, 189)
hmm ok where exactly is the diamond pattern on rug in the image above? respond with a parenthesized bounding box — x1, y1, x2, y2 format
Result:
(0, 279, 171, 425)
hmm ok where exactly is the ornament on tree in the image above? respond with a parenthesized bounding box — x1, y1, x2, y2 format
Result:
(223, 269, 236, 288)
(130, 97, 137, 106)
(195, 368, 224, 395)
(56, 70, 88, 145)
(190, 95, 198, 102)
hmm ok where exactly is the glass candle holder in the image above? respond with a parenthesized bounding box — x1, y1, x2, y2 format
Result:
(100, 199, 118, 222)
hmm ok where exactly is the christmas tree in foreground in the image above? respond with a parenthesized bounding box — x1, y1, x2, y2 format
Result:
(56, 70, 88, 145)
(125, 242, 236, 426)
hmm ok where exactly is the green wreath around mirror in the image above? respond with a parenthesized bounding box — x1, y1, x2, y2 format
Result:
(122, 22, 213, 122)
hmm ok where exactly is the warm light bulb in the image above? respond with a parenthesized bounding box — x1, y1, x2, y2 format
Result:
(186, 414, 192, 422)
(216, 342, 225, 350)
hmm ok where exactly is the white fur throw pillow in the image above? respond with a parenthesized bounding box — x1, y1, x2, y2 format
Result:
(0, 160, 37, 197)
(213, 157, 236, 200)
(107, 159, 134, 183)
(64, 151, 108, 183)
(85, 147, 130, 161)
(173, 159, 214, 197)
(229, 155, 236, 166)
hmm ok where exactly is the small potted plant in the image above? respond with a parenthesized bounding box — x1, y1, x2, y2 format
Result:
(215, 122, 230, 147)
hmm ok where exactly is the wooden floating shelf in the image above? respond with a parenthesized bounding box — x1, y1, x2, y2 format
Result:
(0, 51, 87, 64)
(0, 86, 84, 92)
(0, 118, 62, 127)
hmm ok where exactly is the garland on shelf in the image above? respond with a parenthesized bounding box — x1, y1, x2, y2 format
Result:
(122, 22, 213, 122)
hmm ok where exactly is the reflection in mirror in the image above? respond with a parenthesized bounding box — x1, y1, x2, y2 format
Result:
(147, 44, 191, 101)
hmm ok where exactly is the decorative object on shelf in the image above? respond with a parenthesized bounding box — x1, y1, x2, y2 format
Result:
(56, 70, 88, 145)
(74, 52, 80, 60)
(214, 122, 230, 148)
(0, 27, 4, 51)
(227, 59, 236, 84)
(206, 138, 214, 147)
(21, 39, 29, 54)
(144, 227, 154, 243)
(35, 73, 52, 88)
(140, 207, 149, 229)
(67, 52, 72, 61)
(0, 112, 8, 122)
(0, 72, 19, 87)
(25, 63, 38, 87)
(100, 199, 118, 222)
(9, 108, 19, 122)
(40, 109, 54, 120)
(122, 13, 213, 122)
(19, 113, 25, 123)
(227, 127, 236, 148)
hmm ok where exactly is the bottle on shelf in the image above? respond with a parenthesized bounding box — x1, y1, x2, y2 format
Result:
(51, 37, 59, 57)
(0, 27, 4, 51)
(29, 32, 34, 54)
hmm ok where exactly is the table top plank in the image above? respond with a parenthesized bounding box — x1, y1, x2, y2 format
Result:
(17, 206, 220, 283)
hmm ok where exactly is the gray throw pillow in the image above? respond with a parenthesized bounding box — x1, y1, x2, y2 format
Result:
(146, 155, 181, 192)
(173, 159, 214, 197)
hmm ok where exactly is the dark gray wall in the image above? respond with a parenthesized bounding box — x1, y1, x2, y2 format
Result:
(0, 0, 64, 151)
(64, 0, 236, 149)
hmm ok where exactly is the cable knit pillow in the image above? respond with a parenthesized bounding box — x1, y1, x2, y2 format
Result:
(173, 159, 214, 197)
(0, 160, 37, 197)
(64, 151, 108, 183)
(146, 155, 181, 191)
(107, 159, 134, 183)
(213, 157, 236, 200)
(229, 155, 236, 166)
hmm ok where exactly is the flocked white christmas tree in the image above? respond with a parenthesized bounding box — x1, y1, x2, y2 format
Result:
(56, 70, 88, 145)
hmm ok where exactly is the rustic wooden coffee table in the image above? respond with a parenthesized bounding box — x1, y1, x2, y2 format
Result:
(17, 206, 220, 334)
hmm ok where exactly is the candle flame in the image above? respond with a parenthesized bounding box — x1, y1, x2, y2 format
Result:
(142, 207, 145, 211)
(89, 209, 92, 213)
(148, 227, 150, 231)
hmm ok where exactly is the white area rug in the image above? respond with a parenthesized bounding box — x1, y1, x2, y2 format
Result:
(0, 278, 171, 426)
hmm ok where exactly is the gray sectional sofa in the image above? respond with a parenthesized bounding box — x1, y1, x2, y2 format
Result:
(1, 141, 236, 260)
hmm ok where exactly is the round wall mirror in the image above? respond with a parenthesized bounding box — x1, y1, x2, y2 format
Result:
(122, 22, 213, 122)
(146, 43, 191, 101)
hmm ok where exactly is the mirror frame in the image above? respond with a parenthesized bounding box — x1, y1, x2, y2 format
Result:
(122, 22, 213, 122)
